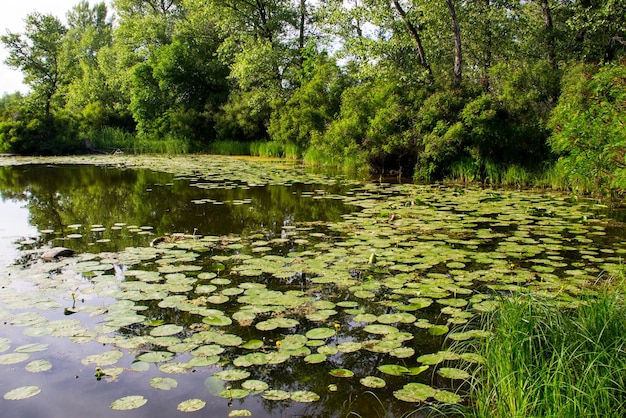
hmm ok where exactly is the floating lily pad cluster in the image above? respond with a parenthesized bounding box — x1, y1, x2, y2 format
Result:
(0, 156, 624, 416)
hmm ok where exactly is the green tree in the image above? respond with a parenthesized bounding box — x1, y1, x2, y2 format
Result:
(2, 13, 68, 117)
(549, 61, 626, 192)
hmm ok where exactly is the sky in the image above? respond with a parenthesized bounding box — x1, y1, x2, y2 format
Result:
(0, 0, 85, 95)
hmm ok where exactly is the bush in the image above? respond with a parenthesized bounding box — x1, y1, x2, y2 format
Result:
(549, 61, 626, 193)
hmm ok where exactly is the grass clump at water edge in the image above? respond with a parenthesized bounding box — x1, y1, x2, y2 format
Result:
(459, 286, 626, 417)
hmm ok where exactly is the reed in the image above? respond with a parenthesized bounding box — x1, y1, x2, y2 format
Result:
(460, 281, 626, 417)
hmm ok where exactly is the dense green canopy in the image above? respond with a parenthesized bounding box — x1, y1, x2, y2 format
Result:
(1, 0, 624, 193)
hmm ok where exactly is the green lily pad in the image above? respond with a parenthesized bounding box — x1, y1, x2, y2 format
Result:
(15, 343, 49, 353)
(150, 377, 178, 390)
(437, 367, 470, 379)
(241, 379, 269, 391)
(428, 325, 449, 336)
(434, 390, 462, 404)
(329, 368, 354, 378)
(393, 383, 436, 402)
(202, 314, 232, 326)
(228, 410, 253, 417)
(0, 353, 30, 365)
(262, 390, 290, 401)
(177, 399, 206, 412)
(305, 327, 336, 339)
(137, 351, 174, 363)
(363, 324, 399, 335)
(290, 390, 320, 402)
(150, 324, 183, 337)
(25, 359, 52, 373)
(304, 353, 327, 364)
(360, 376, 386, 388)
(219, 388, 249, 399)
(378, 364, 410, 376)
(241, 340, 264, 350)
(213, 369, 250, 381)
(4, 386, 41, 400)
(110, 395, 147, 410)
(418, 350, 460, 365)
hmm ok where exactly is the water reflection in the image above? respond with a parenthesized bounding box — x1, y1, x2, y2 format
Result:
(0, 200, 38, 266)
(0, 164, 354, 259)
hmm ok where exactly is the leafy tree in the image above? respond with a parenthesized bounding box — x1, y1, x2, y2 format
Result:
(549, 61, 626, 192)
(2, 13, 68, 117)
(269, 54, 348, 151)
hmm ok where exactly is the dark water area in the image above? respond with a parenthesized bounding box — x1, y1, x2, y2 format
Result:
(0, 164, 354, 257)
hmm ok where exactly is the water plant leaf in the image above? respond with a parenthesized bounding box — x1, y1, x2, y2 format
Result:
(137, 351, 174, 363)
(377, 364, 410, 376)
(418, 351, 460, 365)
(0, 353, 30, 365)
(177, 399, 206, 412)
(262, 390, 290, 401)
(15, 343, 49, 353)
(434, 390, 462, 404)
(360, 376, 386, 388)
(241, 340, 264, 350)
(219, 388, 249, 399)
(228, 410, 252, 417)
(4, 385, 41, 400)
(241, 380, 269, 391)
(150, 324, 183, 337)
(329, 368, 354, 378)
(304, 353, 326, 364)
(150, 377, 178, 390)
(393, 383, 436, 403)
(213, 369, 250, 381)
(25, 359, 52, 373)
(110, 395, 147, 410)
(290, 390, 320, 402)
(428, 325, 449, 336)
(437, 367, 470, 380)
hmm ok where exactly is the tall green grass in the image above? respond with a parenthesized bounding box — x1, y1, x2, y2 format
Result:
(461, 286, 626, 417)
(207, 140, 301, 159)
(207, 140, 251, 155)
(89, 127, 190, 154)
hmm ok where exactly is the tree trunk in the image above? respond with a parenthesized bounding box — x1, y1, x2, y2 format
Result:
(391, 0, 432, 75)
(445, 0, 462, 87)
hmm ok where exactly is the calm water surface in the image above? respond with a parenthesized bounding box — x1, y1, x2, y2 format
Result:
(0, 160, 624, 418)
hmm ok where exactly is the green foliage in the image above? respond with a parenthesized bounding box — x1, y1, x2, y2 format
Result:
(549, 61, 626, 192)
(461, 286, 626, 417)
(269, 60, 348, 152)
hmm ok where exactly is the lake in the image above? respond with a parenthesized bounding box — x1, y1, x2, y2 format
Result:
(0, 155, 624, 417)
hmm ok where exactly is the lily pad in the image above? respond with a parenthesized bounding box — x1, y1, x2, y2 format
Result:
(150, 324, 183, 337)
(177, 399, 206, 412)
(219, 388, 249, 399)
(377, 364, 410, 376)
(150, 377, 178, 390)
(228, 410, 253, 417)
(360, 376, 386, 388)
(329, 368, 354, 378)
(305, 327, 336, 340)
(213, 369, 250, 381)
(241, 379, 269, 391)
(262, 390, 290, 401)
(434, 390, 462, 404)
(437, 367, 470, 380)
(393, 383, 436, 403)
(25, 359, 52, 373)
(290, 390, 320, 402)
(110, 395, 147, 410)
(4, 386, 41, 400)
